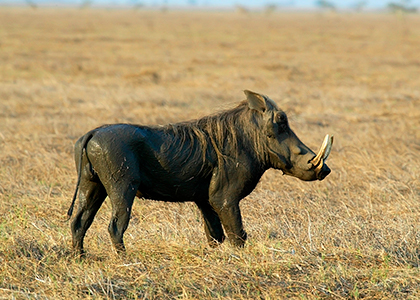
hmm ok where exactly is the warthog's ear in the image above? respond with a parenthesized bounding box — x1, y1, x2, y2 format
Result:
(244, 90, 267, 112)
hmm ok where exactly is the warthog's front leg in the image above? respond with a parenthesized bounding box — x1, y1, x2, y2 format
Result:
(209, 199, 247, 247)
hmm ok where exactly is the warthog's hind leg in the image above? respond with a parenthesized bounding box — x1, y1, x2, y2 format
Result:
(196, 201, 226, 247)
(107, 181, 139, 254)
(71, 180, 107, 256)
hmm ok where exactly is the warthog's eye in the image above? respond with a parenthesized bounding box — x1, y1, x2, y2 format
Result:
(275, 112, 288, 132)
(275, 112, 287, 124)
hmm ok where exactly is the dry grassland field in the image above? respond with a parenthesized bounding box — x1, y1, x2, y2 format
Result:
(0, 7, 420, 299)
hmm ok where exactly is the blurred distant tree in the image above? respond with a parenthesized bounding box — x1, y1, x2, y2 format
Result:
(235, 5, 250, 15)
(388, 0, 417, 37)
(264, 3, 277, 15)
(352, 1, 368, 12)
(315, 0, 336, 11)
(161, 0, 168, 12)
(131, 0, 144, 9)
(80, 0, 92, 9)
(388, 0, 417, 13)
(26, 0, 37, 9)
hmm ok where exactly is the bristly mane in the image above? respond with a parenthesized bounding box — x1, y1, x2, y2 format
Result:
(161, 100, 269, 167)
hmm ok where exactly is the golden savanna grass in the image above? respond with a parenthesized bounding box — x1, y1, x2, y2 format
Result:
(0, 7, 420, 299)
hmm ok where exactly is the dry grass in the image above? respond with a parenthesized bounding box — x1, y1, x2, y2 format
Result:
(0, 7, 420, 299)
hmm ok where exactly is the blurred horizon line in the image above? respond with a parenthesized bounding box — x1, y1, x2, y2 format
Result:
(1, 0, 420, 11)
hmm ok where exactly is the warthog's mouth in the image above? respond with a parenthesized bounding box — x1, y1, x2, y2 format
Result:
(310, 134, 334, 176)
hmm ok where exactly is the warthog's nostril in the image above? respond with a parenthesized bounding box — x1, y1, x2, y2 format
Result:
(317, 164, 331, 180)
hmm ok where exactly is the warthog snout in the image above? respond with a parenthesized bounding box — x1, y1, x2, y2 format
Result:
(310, 134, 333, 181)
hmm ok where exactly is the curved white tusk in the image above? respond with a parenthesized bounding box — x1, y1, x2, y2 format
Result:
(311, 134, 329, 167)
(314, 160, 324, 172)
(323, 135, 334, 161)
(311, 134, 333, 168)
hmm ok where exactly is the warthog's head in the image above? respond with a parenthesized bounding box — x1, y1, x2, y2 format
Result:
(245, 90, 333, 181)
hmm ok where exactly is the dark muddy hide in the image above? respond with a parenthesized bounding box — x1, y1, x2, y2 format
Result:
(68, 90, 332, 255)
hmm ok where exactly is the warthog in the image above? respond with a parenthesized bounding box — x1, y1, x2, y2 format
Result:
(67, 90, 333, 255)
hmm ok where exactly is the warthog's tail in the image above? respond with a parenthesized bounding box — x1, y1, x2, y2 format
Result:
(66, 131, 95, 221)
